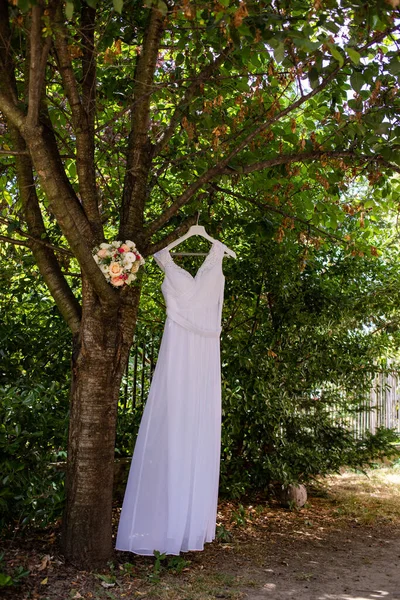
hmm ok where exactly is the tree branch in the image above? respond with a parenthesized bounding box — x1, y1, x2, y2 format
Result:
(153, 45, 232, 156)
(119, 6, 165, 243)
(145, 213, 198, 255)
(27, 4, 52, 127)
(80, 4, 96, 129)
(211, 184, 346, 244)
(0, 89, 25, 129)
(0, 234, 30, 247)
(22, 125, 118, 305)
(0, 149, 29, 155)
(0, 217, 73, 256)
(375, 157, 400, 175)
(53, 4, 102, 240)
(11, 134, 83, 332)
(219, 149, 356, 175)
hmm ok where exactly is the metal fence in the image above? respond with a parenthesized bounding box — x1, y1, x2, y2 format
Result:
(120, 339, 400, 437)
(120, 329, 161, 414)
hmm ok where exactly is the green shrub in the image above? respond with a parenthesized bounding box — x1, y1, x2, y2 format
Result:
(0, 381, 67, 530)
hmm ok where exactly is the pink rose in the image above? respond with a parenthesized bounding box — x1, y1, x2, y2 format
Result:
(109, 262, 123, 276)
(97, 248, 108, 258)
(111, 276, 125, 287)
(120, 244, 131, 252)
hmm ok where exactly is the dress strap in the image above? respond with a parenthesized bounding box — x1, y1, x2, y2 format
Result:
(167, 310, 221, 338)
(153, 248, 170, 272)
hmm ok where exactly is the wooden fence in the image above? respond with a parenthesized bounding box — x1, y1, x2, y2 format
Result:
(338, 371, 400, 437)
(364, 371, 400, 434)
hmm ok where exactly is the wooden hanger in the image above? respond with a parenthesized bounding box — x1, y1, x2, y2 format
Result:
(165, 225, 236, 258)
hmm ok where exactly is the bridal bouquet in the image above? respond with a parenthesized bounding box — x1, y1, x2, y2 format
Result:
(93, 240, 145, 287)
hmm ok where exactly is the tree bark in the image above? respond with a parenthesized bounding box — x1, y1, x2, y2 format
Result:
(62, 282, 141, 567)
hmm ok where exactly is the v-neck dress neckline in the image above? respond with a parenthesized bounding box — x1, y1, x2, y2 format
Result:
(167, 241, 216, 281)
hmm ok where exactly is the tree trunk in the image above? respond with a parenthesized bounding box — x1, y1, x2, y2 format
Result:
(62, 280, 141, 567)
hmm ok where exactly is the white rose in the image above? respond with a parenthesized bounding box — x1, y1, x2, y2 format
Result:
(124, 251, 136, 262)
(100, 264, 110, 275)
(112, 240, 122, 248)
(139, 257, 145, 265)
(125, 240, 136, 249)
(127, 273, 137, 284)
(100, 242, 112, 249)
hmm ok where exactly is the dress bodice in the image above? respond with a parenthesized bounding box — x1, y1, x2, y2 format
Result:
(154, 241, 226, 337)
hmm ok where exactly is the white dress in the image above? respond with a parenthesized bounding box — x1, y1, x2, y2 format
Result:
(116, 240, 227, 556)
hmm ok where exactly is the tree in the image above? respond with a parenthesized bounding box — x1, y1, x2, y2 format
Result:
(0, 0, 399, 567)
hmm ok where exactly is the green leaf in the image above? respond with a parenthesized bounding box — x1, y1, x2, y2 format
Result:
(308, 67, 319, 90)
(16, 0, 30, 11)
(7, 220, 18, 235)
(388, 57, 400, 76)
(327, 43, 344, 67)
(346, 47, 361, 65)
(0, 573, 13, 587)
(273, 43, 285, 64)
(350, 71, 364, 93)
(3, 190, 12, 206)
(250, 53, 260, 68)
(113, 0, 124, 13)
(156, 0, 168, 16)
(324, 21, 340, 34)
(348, 98, 363, 111)
(375, 122, 390, 135)
(65, 2, 74, 20)
(66, 161, 77, 181)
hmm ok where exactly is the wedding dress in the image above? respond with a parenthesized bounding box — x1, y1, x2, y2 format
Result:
(116, 240, 228, 556)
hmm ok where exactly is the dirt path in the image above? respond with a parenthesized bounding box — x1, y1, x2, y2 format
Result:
(2, 467, 400, 599)
(243, 525, 400, 600)
(238, 468, 400, 600)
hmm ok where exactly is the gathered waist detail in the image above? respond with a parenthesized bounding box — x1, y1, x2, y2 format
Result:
(167, 311, 221, 338)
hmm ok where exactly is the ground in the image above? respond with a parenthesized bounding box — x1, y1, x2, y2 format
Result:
(2, 466, 400, 600)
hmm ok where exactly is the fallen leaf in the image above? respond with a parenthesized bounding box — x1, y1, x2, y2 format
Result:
(38, 555, 52, 571)
(40, 577, 48, 585)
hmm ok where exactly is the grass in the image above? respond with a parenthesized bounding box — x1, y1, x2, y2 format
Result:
(326, 464, 400, 525)
(143, 572, 243, 600)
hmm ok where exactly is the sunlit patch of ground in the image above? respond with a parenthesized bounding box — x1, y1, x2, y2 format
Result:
(324, 463, 400, 525)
